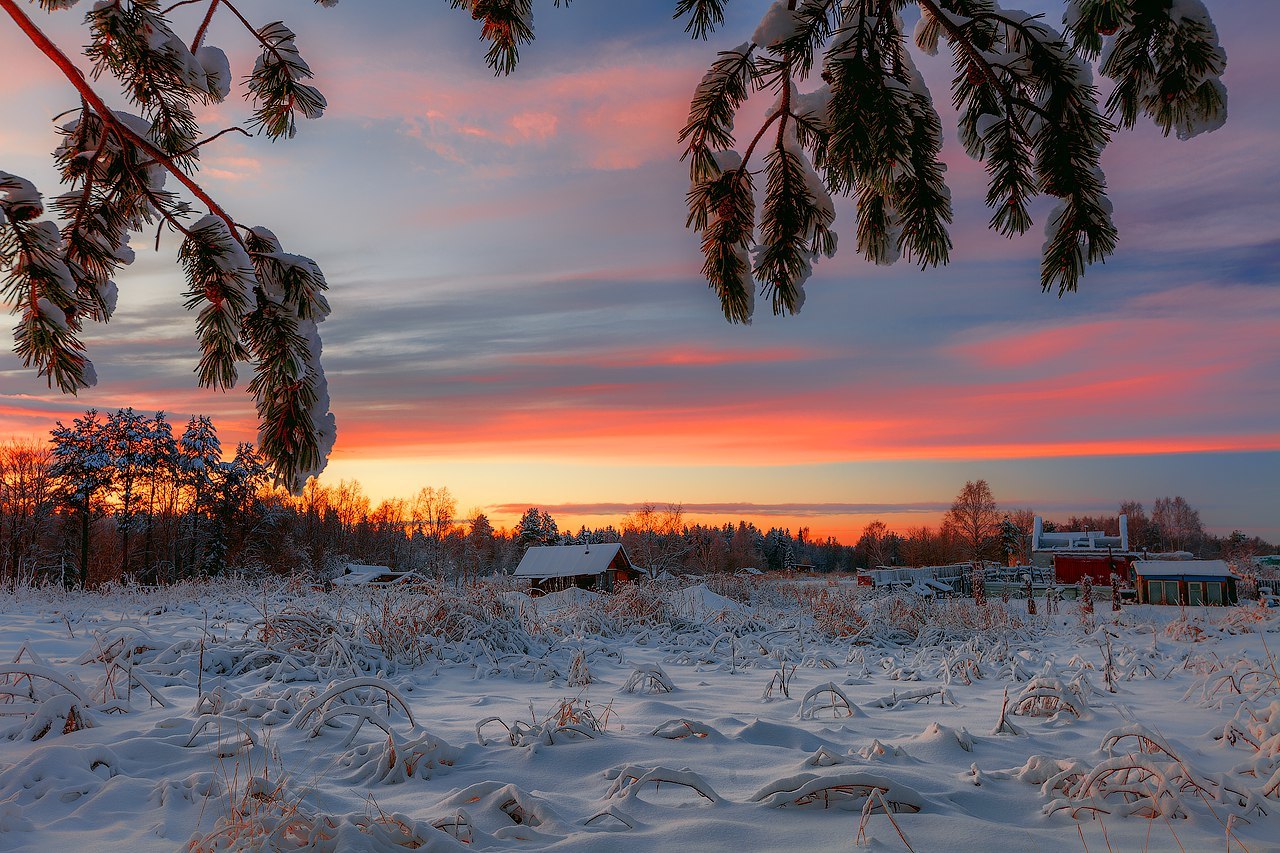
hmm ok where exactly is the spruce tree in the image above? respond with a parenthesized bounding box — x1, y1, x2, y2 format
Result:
(141, 411, 177, 581)
(467, 512, 497, 576)
(104, 407, 152, 577)
(177, 414, 221, 577)
(516, 506, 545, 550)
(208, 442, 270, 576)
(48, 408, 113, 586)
(538, 509, 560, 545)
(999, 515, 1026, 566)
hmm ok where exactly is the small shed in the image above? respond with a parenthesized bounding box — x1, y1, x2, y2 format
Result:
(1134, 560, 1239, 606)
(332, 564, 422, 587)
(514, 543, 638, 594)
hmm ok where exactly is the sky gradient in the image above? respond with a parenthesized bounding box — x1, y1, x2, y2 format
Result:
(1, 1, 1277, 542)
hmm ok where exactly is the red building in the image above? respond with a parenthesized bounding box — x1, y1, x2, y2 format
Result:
(1031, 514, 1139, 587)
(1051, 553, 1137, 586)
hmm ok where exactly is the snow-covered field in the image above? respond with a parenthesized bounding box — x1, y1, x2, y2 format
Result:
(2, 578, 1279, 852)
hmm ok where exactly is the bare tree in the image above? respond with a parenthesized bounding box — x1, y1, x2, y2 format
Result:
(857, 520, 893, 569)
(621, 503, 689, 577)
(1119, 500, 1155, 550)
(901, 524, 954, 568)
(411, 486, 457, 577)
(942, 480, 1001, 564)
(0, 439, 56, 580)
(369, 497, 410, 568)
(1151, 496, 1204, 553)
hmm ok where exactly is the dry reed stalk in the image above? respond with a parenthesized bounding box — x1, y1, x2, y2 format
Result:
(855, 789, 915, 851)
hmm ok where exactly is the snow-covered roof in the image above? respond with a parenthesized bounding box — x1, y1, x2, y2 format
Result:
(332, 564, 420, 586)
(514, 543, 632, 580)
(863, 564, 970, 586)
(735, 567, 764, 576)
(1133, 560, 1236, 578)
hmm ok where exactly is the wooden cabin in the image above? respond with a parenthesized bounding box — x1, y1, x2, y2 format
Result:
(1133, 560, 1239, 606)
(514, 543, 638, 594)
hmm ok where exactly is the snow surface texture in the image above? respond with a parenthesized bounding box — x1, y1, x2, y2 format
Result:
(1, 577, 1279, 851)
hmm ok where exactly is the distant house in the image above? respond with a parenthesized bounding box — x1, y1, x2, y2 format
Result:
(332, 564, 422, 587)
(1134, 560, 1239, 606)
(514, 543, 638, 594)
(1032, 515, 1139, 585)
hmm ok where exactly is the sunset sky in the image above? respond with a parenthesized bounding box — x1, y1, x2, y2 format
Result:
(1, 1, 1277, 542)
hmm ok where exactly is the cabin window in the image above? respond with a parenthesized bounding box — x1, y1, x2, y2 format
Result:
(1188, 582, 1203, 606)
(1206, 582, 1224, 605)
(1148, 579, 1178, 605)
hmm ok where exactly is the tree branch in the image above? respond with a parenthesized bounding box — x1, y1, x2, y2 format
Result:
(191, 0, 221, 53)
(217, 0, 289, 64)
(1, 0, 241, 242)
(915, 0, 1007, 98)
(137, 125, 252, 168)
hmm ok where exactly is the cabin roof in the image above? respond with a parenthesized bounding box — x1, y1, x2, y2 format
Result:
(332, 564, 420, 586)
(1133, 559, 1236, 579)
(513, 543, 633, 579)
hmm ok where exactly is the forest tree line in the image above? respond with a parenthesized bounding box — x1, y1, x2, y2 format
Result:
(0, 412, 1273, 587)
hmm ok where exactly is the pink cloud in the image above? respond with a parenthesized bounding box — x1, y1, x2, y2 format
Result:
(509, 111, 558, 141)
(324, 51, 697, 171)
(203, 154, 264, 183)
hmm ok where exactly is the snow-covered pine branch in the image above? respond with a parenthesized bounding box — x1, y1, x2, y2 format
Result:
(752, 112, 836, 316)
(451, 0, 537, 76)
(680, 43, 756, 187)
(243, 228, 335, 492)
(674, 0, 730, 40)
(0, 171, 94, 393)
(246, 20, 327, 140)
(670, 0, 1226, 319)
(84, 0, 207, 167)
(1, 0, 337, 491)
(179, 215, 255, 391)
(690, 152, 756, 324)
(1078, 0, 1227, 140)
